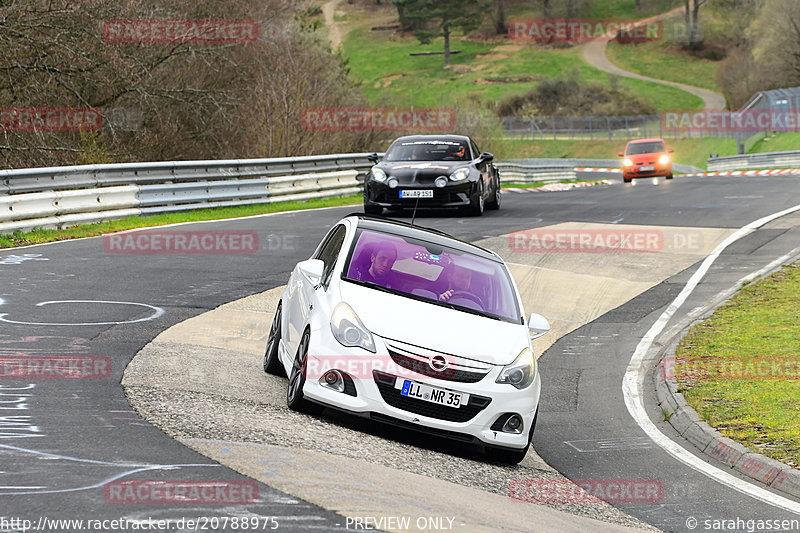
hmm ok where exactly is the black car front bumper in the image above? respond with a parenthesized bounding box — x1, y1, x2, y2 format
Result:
(365, 180, 478, 208)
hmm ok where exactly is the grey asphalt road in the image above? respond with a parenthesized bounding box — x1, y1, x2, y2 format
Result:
(1, 175, 799, 532)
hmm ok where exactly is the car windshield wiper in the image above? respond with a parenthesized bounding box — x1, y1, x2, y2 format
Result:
(432, 299, 501, 321)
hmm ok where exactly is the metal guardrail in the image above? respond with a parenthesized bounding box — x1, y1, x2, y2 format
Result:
(707, 150, 800, 172)
(499, 159, 703, 175)
(0, 154, 377, 233)
(495, 163, 576, 183)
(0, 154, 579, 234)
(0, 153, 713, 234)
(0, 154, 378, 195)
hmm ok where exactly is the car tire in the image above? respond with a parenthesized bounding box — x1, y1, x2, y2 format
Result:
(623, 177, 632, 183)
(485, 179, 501, 210)
(666, 173, 674, 180)
(263, 302, 285, 376)
(486, 408, 538, 465)
(364, 189, 383, 215)
(467, 188, 485, 217)
(286, 329, 320, 414)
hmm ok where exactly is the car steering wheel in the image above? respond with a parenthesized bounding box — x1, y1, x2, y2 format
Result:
(449, 291, 483, 309)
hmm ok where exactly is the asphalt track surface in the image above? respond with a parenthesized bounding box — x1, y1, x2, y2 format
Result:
(1, 174, 799, 532)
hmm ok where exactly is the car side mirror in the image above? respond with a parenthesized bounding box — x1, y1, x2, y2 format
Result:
(668, 148, 674, 153)
(618, 152, 624, 157)
(480, 152, 494, 162)
(367, 153, 379, 164)
(298, 259, 325, 286)
(528, 313, 551, 339)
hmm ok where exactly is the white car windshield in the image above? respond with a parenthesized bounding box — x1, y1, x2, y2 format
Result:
(343, 228, 521, 324)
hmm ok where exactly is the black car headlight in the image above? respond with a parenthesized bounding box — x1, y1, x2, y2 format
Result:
(371, 168, 388, 182)
(449, 168, 469, 181)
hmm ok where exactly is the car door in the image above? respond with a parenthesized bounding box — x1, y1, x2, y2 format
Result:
(287, 224, 347, 352)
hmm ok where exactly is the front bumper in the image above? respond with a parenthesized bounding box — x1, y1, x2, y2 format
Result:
(623, 163, 672, 179)
(286, 325, 541, 450)
(365, 180, 477, 208)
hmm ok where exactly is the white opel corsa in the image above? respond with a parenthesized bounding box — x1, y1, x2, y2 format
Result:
(263, 214, 550, 463)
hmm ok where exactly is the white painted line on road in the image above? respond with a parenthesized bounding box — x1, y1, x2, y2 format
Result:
(623, 202, 800, 513)
(0, 300, 165, 326)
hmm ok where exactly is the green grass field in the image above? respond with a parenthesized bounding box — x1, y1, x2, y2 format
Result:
(749, 133, 800, 153)
(606, 38, 721, 93)
(343, 27, 703, 112)
(505, 0, 682, 19)
(494, 137, 737, 169)
(675, 262, 800, 468)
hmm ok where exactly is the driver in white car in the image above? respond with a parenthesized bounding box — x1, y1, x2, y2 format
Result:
(438, 264, 473, 302)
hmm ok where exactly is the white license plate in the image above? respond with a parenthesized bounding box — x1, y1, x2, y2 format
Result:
(396, 379, 469, 407)
(399, 189, 433, 198)
(639, 165, 655, 171)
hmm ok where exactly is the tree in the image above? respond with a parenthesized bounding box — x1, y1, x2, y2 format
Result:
(0, 0, 373, 168)
(495, 0, 507, 35)
(683, 0, 711, 50)
(392, 0, 489, 67)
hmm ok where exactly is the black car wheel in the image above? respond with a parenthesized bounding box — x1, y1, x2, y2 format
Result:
(364, 189, 383, 215)
(263, 302, 285, 376)
(666, 173, 674, 180)
(486, 178, 501, 210)
(287, 329, 319, 414)
(466, 186, 484, 216)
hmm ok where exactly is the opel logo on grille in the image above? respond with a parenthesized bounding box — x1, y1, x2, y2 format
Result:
(429, 355, 449, 372)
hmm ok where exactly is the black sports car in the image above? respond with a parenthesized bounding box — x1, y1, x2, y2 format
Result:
(363, 135, 500, 216)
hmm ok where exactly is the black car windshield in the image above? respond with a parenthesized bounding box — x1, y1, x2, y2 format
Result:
(384, 139, 471, 162)
(342, 228, 521, 324)
(626, 141, 666, 155)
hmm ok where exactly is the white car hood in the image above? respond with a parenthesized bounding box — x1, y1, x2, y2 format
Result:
(340, 281, 529, 366)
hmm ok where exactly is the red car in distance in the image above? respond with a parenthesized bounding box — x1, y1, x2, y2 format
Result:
(619, 138, 674, 183)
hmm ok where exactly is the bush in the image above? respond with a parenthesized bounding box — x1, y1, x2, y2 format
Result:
(496, 70, 656, 117)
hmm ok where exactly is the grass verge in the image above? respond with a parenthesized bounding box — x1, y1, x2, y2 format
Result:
(749, 133, 800, 154)
(494, 137, 737, 169)
(674, 261, 800, 468)
(0, 195, 362, 249)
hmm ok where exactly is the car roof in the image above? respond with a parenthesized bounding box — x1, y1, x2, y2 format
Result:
(342, 214, 501, 262)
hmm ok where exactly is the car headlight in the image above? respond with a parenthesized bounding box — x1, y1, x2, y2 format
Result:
(449, 168, 469, 181)
(496, 348, 535, 389)
(330, 302, 376, 353)
(623, 158, 633, 167)
(659, 155, 670, 165)
(371, 168, 387, 182)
